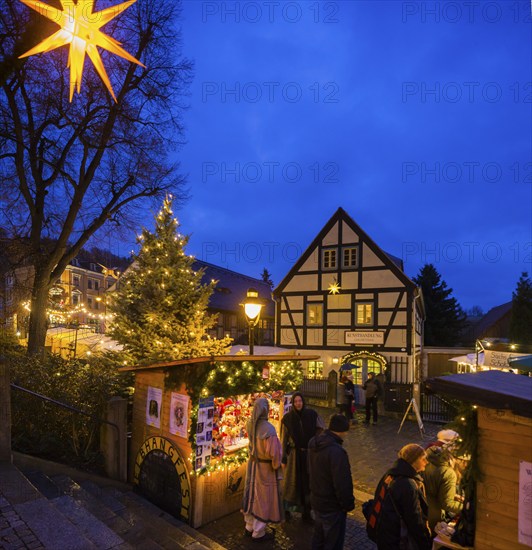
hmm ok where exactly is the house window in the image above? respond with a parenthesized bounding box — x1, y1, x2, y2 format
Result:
(307, 303, 323, 326)
(322, 248, 337, 270)
(87, 297, 93, 308)
(72, 293, 80, 306)
(307, 361, 324, 379)
(356, 303, 373, 325)
(342, 247, 358, 268)
(72, 274, 80, 287)
(94, 280, 100, 291)
(87, 279, 93, 290)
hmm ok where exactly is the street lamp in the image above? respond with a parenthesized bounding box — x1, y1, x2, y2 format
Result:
(241, 288, 264, 355)
(475, 339, 486, 371)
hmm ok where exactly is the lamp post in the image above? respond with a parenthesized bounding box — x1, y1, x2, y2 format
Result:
(242, 288, 264, 355)
(475, 339, 485, 371)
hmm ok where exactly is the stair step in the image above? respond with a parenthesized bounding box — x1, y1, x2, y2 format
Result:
(53, 494, 125, 549)
(14, 496, 96, 549)
(79, 480, 127, 513)
(114, 491, 224, 550)
(2, 461, 228, 550)
(50, 475, 181, 549)
(22, 469, 63, 499)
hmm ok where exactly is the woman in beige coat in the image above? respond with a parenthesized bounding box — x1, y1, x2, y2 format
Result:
(242, 397, 283, 541)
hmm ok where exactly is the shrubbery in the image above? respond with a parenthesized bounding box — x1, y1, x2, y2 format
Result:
(4, 338, 133, 473)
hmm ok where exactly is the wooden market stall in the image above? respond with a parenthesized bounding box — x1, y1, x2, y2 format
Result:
(119, 354, 318, 528)
(426, 371, 532, 550)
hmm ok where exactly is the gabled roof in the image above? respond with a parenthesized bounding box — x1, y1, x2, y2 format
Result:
(470, 301, 512, 340)
(274, 207, 415, 295)
(193, 260, 274, 317)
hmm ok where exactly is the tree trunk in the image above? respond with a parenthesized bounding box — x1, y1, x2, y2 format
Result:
(26, 270, 50, 356)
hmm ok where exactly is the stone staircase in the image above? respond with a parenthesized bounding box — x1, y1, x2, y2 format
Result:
(0, 461, 227, 550)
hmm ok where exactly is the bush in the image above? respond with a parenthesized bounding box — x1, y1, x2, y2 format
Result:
(8, 350, 134, 472)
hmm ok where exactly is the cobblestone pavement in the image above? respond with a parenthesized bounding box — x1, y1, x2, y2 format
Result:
(198, 410, 440, 549)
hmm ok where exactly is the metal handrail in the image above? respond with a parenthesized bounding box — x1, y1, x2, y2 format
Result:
(10, 383, 121, 477)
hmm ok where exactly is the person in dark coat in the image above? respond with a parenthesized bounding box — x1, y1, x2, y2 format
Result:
(363, 372, 382, 424)
(281, 392, 325, 521)
(374, 443, 432, 550)
(422, 445, 463, 532)
(340, 374, 355, 422)
(308, 414, 355, 550)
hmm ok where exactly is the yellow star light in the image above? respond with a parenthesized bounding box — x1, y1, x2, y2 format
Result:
(18, 0, 145, 102)
(328, 280, 341, 295)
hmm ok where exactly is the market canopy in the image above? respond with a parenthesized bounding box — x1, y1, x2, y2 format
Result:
(508, 354, 532, 372)
(425, 371, 532, 418)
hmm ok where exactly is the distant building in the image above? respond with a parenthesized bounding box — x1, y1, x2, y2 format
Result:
(1, 256, 274, 348)
(193, 260, 274, 346)
(466, 301, 513, 342)
(1, 259, 120, 337)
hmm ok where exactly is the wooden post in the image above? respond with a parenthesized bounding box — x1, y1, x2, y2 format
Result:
(101, 397, 127, 481)
(0, 356, 12, 462)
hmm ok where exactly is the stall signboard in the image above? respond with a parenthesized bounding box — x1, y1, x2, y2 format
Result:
(344, 331, 384, 345)
(146, 386, 162, 428)
(484, 350, 528, 370)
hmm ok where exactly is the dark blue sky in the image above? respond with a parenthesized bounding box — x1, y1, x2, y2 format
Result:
(138, 1, 532, 313)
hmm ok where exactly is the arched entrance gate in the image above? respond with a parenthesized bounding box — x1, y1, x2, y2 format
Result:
(341, 351, 387, 405)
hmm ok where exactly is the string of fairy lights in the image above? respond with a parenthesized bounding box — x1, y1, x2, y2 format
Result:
(165, 359, 303, 477)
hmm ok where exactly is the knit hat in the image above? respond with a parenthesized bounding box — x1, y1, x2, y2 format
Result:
(329, 414, 350, 433)
(398, 444, 426, 465)
(437, 429, 459, 444)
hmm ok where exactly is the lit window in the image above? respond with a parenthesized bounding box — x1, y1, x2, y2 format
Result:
(343, 247, 358, 268)
(307, 304, 323, 326)
(307, 361, 324, 379)
(322, 248, 337, 270)
(356, 303, 373, 325)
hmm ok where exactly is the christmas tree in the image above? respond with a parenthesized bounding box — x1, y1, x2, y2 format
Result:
(108, 197, 232, 364)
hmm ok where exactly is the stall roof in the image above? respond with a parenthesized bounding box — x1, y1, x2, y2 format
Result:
(426, 371, 532, 419)
(118, 354, 321, 372)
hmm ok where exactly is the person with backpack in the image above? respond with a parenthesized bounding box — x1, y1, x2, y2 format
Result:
(366, 443, 432, 549)
(363, 372, 382, 424)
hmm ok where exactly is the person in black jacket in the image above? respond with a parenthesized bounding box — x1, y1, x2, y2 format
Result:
(281, 392, 325, 521)
(374, 443, 432, 550)
(340, 374, 355, 422)
(308, 414, 354, 550)
(363, 372, 382, 424)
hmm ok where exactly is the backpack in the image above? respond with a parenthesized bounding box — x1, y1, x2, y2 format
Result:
(363, 473, 396, 542)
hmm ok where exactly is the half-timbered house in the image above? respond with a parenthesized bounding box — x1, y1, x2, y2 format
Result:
(274, 207, 425, 411)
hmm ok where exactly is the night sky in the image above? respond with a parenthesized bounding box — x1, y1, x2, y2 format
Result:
(133, 1, 532, 313)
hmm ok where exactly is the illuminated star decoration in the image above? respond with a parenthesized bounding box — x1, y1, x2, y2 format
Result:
(18, 0, 145, 102)
(328, 279, 341, 295)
